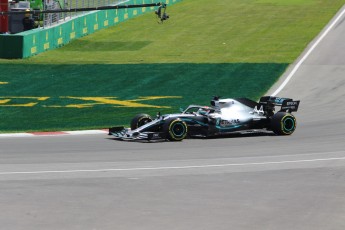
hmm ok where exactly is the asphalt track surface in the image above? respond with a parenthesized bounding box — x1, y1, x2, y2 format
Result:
(1, 7, 345, 230)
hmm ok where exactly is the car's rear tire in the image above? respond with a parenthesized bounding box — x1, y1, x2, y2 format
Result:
(163, 119, 188, 141)
(271, 112, 296, 135)
(130, 113, 152, 130)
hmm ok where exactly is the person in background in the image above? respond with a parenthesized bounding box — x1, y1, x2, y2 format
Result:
(22, 9, 35, 31)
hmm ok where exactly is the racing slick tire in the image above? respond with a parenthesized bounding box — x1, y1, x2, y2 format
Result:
(163, 119, 188, 141)
(130, 113, 152, 130)
(271, 112, 297, 135)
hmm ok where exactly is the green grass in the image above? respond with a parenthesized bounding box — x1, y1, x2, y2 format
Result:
(6, 0, 343, 64)
(0, 63, 287, 132)
(0, 0, 344, 132)
(256, 0, 316, 5)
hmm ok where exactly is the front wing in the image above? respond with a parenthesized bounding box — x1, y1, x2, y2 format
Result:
(109, 126, 166, 141)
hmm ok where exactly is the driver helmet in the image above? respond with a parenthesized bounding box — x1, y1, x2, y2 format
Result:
(198, 106, 211, 115)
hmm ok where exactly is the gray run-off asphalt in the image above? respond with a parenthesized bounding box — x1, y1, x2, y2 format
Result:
(1, 6, 345, 230)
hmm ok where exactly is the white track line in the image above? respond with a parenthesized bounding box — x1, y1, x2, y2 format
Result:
(271, 6, 345, 96)
(0, 133, 33, 138)
(65, 130, 108, 135)
(0, 130, 108, 138)
(1, 156, 345, 175)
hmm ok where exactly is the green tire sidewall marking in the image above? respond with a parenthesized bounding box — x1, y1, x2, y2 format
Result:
(281, 114, 296, 135)
(168, 120, 187, 141)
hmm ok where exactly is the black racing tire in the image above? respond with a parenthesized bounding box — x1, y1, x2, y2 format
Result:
(130, 113, 152, 130)
(163, 119, 188, 141)
(271, 112, 297, 135)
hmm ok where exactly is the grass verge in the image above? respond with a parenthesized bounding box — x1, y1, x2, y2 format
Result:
(0, 63, 287, 132)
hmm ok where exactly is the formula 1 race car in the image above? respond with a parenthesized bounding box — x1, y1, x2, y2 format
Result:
(109, 96, 300, 141)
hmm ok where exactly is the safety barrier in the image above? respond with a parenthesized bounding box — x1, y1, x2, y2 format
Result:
(0, 0, 180, 59)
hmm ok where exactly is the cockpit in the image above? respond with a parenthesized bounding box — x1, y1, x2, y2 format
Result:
(196, 106, 214, 116)
(182, 105, 215, 116)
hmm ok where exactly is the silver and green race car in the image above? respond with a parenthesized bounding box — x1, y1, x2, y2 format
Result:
(109, 96, 300, 141)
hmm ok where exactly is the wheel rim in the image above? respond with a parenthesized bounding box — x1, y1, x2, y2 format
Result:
(138, 117, 151, 127)
(283, 117, 295, 133)
(171, 122, 186, 137)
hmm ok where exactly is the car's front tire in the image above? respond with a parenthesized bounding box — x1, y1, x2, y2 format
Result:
(163, 119, 188, 141)
(130, 113, 152, 130)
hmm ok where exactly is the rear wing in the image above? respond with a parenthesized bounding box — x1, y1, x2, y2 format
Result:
(259, 96, 300, 112)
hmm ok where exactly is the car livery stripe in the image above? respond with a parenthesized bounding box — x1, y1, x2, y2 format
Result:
(181, 118, 208, 127)
(216, 125, 243, 132)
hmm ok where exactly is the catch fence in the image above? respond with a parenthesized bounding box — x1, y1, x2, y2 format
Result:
(42, 0, 128, 28)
